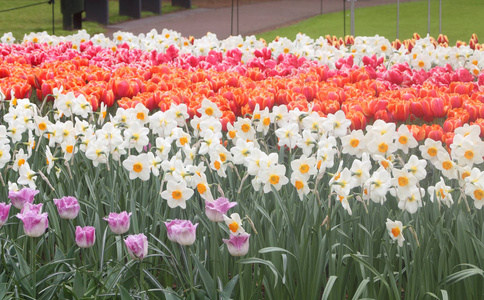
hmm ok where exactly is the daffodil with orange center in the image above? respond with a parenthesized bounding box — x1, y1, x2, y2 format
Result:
(258, 164, 289, 193)
(386, 219, 405, 247)
(122, 153, 152, 181)
(161, 180, 194, 209)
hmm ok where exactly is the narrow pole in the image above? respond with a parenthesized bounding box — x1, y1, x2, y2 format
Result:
(236, 0, 239, 35)
(427, 0, 430, 35)
(52, 0, 55, 35)
(343, 0, 346, 38)
(350, 0, 355, 36)
(320, 0, 323, 14)
(439, 0, 442, 34)
(397, 0, 399, 39)
(231, 0, 234, 35)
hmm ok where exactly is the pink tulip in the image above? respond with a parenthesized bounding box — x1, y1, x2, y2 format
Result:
(0, 202, 11, 227)
(20, 203, 43, 214)
(75, 226, 96, 248)
(124, 233, 148, 261)
(103, 211, 132, 234)
(223, 233, 250, 257)
(16, 203, 48, 237)
(54, 196, 80, 220)
(205, 197, 237, 222)
(164, 219, 198, 246)
(8, 187, 39, 210)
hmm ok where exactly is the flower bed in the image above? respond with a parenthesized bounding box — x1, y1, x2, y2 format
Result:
(0, 30, 484, 299)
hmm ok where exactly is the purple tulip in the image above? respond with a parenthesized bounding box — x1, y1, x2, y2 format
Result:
(103, 211, 132, 234)
(124, 233, 148, 261)
(0, 202, 11, 227)
(8, 187, 39, 210)
(223, 233, 250, 257)
(75, 226, 96, 248)
(54, 196, 80, 220)
(16, 204, 48, 237)
(164, 219, 198, 246)
(205, 197, 237, 222)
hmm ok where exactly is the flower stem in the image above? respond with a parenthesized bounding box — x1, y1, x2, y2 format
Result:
(139, 260, 145, 298)
(31, 237, 36, 297)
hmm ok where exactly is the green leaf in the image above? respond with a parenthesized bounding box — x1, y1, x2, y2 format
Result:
(440, 264, 484, 286)
(254, 203, 276, 230)
(321, 276, 337, 300)
(119, 285, 132, 300)
(8, 246, 33, 297)
(163, 290, 183, 300)
(425, 292, 441, 300)
(0, 283, 8, 300)
(441, 289, 449, 300)
(258, 247, 296, 259)
(220, 275, 239, 300)
(191, 253, 216, 300)
(238, 257, 281, 287)
(143, 269, 165, 291)
(352, 278, 370, 300)
(73, 271, 85, 298)
(350, 254, 392, 296)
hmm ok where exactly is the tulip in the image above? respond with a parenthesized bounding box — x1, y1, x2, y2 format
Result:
(164, 219, 198, 246)
(53, 196, 80, 220)
(0, 203, 11, 227)
(8, 187, 39, 210)
(20, 203, 43, 214)
(223, 233, 251, 257)
(124, 233, 148, 261)
(75, 226, 96, 248)
(103, 211, 132, 234)
(205, 197, 237, 222)
(16, 204, 48, 237)
(429, 97, 447, 118)
(425, 124, 445, 142)
(388, 101, 410, 122)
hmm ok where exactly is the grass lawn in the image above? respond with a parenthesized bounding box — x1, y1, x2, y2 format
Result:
(0, 0, 185, 40)
(256, 0, 484, 45)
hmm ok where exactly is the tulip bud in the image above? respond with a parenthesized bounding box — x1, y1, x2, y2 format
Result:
(205, 197, 237, 222)
(54, 196, 80, 220)
(75, 226, 96, 248)
(124, 233, 148, 261)
(16, 203, 48, 237)
(8, 187, 39, 210)
(103, 211, 132, 234)
(0, 202, 12, 227)
(20, 203, 43, 214)
(164, 219, 198, 246)
(223, 233, 250, 257)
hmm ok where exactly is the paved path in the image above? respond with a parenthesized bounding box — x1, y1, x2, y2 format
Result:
(105, 0, 420, 39)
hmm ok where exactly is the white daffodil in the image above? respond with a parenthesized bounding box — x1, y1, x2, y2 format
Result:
(395, 124, 418, 154)
(341, 129, 366, 158)
(258, 164, 289, 193)
(223, 213, 246, 235)
(386, 219, 405, 247)
(404, 155, 428, 181)
(161, 180, 194, 209)
(428, 177, 454, 207)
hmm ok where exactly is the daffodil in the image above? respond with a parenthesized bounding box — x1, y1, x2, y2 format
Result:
(161, 180, 194, 209)
(386, 219, 405, 247)
(253, 158, 285, 190)
(223, 213, 246, 235)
